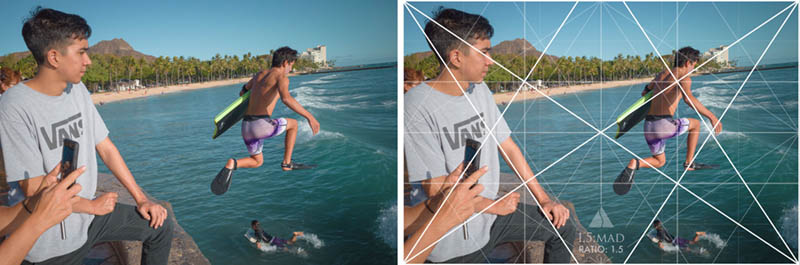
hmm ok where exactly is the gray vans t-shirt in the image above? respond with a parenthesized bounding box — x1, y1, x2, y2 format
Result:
(404, 82, 511, 262)
(0, 82, 108, 262)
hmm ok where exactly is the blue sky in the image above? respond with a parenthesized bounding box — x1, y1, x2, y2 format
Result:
(0, 0, 397, 66)
(404, 2, 798, 66)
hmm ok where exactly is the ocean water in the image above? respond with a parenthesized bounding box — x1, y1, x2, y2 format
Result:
(96, 67, 397, 264)
(499, 67, 798, 263)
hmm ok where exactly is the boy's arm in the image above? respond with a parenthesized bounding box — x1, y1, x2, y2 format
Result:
(240, 74, 257, 96)
(679, 79, 722, 134)
(95, 137, 167, 228)
(498, 137, 570, 228)
(277, 76, 320, 135)
(643, 73, 659, 96)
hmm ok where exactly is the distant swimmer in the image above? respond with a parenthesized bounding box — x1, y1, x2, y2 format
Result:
(614, 47, 721, 195)
(651, 220, 706, 250)
(211, 47, 320, 195)
(250, 220, 304, 250)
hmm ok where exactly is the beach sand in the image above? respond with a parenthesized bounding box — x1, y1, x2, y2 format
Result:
(91, 77, 251, 105)
(493, 77, 652, 104)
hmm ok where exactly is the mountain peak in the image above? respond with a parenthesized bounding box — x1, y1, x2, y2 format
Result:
(89, 39, 154, 61)
(491, 38, 556, 61)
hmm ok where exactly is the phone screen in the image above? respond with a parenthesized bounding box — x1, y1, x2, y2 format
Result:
(463, 139, 481, 178)
(61, 139, 78, 181)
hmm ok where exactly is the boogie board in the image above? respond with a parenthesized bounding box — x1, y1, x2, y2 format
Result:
(614, 90, 653, 139)
(212, 91, 250, 139)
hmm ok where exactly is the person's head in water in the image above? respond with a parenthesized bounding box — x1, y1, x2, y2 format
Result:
(424, 7, 494, 82)
(404, 67, 424, 93)
(251, 220, 261, 230)
(673, 46, 700, 72)
(652, 220, 663, 230)
(0, 67, 22, 94)
(271, 46, 298, 74)
(22, 7, 92, 84)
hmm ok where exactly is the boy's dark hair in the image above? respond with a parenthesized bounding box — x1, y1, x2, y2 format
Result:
(424, 7, 493, 65)
(271, 46, 298, 67)
(22, 7, 92, 66)
(652, 220, 662, 228)
(674, 46, 700, 68)
(251, 220, 259, 226)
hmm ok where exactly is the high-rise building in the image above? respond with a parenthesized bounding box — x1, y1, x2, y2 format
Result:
(300, 45, 327, 66)
(703, 45, 729, 66)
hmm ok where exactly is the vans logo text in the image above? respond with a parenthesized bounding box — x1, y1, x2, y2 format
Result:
(443, 113, 485, 150)
(40, 113, 83, 150)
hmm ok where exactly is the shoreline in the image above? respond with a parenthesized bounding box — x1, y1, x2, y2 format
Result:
(91, 77, 251, 105)
(493, 77, 652, 105)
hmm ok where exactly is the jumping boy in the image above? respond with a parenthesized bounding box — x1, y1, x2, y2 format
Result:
(614, 47, 722, 195)
(212, 47, 320, 195)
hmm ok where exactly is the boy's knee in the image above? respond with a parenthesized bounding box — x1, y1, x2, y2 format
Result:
(251, 155, 264, 167)
(286, 118, 298, 129)
(650, 155, 667, 168)
(159, 217, 175, 238)
(558, 220, 578, 241)
(688, 118, 700, 129)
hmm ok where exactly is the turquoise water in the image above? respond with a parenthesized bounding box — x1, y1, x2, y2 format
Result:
(96, 68, 397, 264)
(500, 68, 798, 263)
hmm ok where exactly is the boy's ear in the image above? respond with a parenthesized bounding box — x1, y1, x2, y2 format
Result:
(448, 48, 461, 68)
(46, 48, 60, 69)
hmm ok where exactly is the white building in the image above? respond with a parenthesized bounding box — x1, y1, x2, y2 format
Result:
(300, 45, 327, 66)
(703, 45, 729, 66)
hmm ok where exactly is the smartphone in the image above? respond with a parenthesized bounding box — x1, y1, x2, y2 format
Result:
(463, 139, 481, 179)
(60, 139, 79, 240)
(61, 139, 79, 186)
(461, 139, 481, 240)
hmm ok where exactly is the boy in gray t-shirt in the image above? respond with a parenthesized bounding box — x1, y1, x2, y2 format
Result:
(0, 8, 171, 264)
(404, 8, 576, 263)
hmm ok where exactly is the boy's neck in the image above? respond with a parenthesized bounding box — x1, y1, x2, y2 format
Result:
(26, 68, 68, 97)
(671, 66, 691, 79)
(270, 66, 288, 74)
(429, 71, 471, 96)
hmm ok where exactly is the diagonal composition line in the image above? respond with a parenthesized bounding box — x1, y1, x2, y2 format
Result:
(621, 1, 797, 262)
(404, 1, 798, 262)
(701, 72, 797, 130)
(410, 2, 775, 257)
(403, 2, 581, 262)
(623, 1, 799, 261)
(662, 135, 798, 224)
(711, 135, 797, 263)
(711, 2, 798, 130)
(404, 3, 569, 261)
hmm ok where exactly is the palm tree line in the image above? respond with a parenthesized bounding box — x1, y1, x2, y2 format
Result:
(404, 51, 729, 92)
(0, 51, 327, 92)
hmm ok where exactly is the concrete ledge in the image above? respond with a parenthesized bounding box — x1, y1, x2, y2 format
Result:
(494, 173, 611, 263)
(94, 173, 209, 265)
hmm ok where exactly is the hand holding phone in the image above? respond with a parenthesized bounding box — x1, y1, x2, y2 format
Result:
(461, 139, 481, 240)
(60, 139, 79, 240)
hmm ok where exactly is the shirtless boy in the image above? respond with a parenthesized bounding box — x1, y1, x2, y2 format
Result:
(614, 47, 722, 195)
(212, 47, 320, 195)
